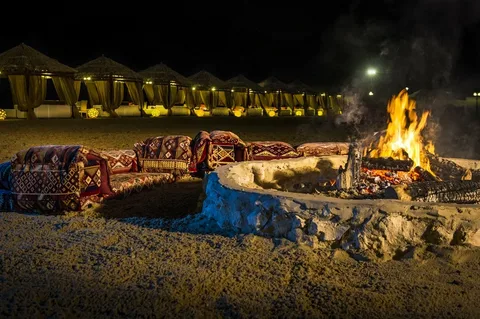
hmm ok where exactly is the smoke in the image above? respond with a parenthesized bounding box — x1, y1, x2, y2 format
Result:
(329, 0, 480, 149)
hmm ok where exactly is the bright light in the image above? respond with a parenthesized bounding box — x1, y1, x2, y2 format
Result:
(268, 110, 275, 117)
(231, 89, 234, 92)
(295, 110, 302, 116)
(474, 93, 478, 97)
(83, 77, 92, 81)
(151, 109, 161, 117)
(320, 93, 326, 97)
(0, 109, 6, 120)
(233, 110, 242, 117)
(367, 68, 377, 76)
(264, 90, 267, 93)
(406, 87, 409, 91)
(211, 87, 216, 91)
(87, 108, 99, 119)
(369, 91, 374, 96)
(317, 109, 324, 116)
(336, 94, 342, 98)
(192, 87, 196, 91)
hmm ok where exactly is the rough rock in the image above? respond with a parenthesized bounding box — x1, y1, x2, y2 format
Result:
(200, 157, 480, 260)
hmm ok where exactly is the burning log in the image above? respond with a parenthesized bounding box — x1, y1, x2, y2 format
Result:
(385, 180, 480, 204)
(336, 143, 362, 190)
(361, 157, 414, 172)
(426, 153, 466, 180)
(426, 153, 480, 181)
(413, 166, 441, 182)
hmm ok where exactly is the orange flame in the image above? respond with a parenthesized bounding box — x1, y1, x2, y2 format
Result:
(369, 89, 434, 173)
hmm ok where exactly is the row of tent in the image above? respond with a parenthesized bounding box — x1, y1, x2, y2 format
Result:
(0, 43, 344, 119)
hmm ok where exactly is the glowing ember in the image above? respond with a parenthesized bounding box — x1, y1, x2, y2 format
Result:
(369, 89, 434, 173)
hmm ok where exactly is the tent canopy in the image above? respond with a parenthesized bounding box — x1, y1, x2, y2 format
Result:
(188, 70, 228, 91)
(288, 80, 316, 94)
(139, 63, 192, 86)
(259, 76, 290, 92)
(0, 43, 77, 77)
(75, 56, 142, 82)
(226, 74, 263, 92)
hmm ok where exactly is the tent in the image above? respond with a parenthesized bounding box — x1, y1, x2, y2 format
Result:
(0, 43, 79, 119)
(188, 70, 229, 112)
(75, 56, 144, 117)
(259, 76, 292, 113)
(288, 80, 319, 114)
(226, 74, 264, 110)
(139, 63, 192, 110)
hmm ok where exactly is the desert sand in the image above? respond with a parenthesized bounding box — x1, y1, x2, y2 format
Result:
(1, 117, 479, 318)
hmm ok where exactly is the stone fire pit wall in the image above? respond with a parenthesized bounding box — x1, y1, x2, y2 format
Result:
(200, 156, 480, 260)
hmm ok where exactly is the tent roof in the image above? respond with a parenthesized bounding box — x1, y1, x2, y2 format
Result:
(226, 74, 263, 92)
(0, 43, 77, 76)
(259, 76, 290, 92)
(188, 70, 228, 90)
(288, 80, 317, 94)
(139, 63, 192, 86)
(75, 55, 142, 82)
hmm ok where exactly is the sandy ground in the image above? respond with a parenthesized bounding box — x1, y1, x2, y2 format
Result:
(1, 117, 480, 318)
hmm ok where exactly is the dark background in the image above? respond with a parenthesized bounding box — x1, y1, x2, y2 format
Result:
(0, 0, 479, 92)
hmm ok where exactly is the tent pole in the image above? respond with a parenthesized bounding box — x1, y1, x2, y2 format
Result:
(167, 82, 171, 116)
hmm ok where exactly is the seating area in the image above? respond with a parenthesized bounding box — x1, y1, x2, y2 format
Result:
(0, 130, 350, 214)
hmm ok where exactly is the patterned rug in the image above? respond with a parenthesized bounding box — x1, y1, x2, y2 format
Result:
(210, 130, 246, 147)
(296, 142, 350, 156)
(207, 130, 247, 169)
(10, 145, 113, 214)
(190, 131, 211, 172)
(247, 141, 300, 161)
(134, 136, 193, 176)
(100, 149, 138, 174)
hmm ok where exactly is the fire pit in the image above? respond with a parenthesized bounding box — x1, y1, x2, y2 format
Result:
(200, 90, 480, 260)
(278, 89, 480, 206)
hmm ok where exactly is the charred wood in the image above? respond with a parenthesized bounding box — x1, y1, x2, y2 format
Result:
(413, 166, 442, 182)
(385, 180, 480, 204)
(426, 153, 480, 181)
(336, 143, 362, 190)
(362, 157, 414, 172)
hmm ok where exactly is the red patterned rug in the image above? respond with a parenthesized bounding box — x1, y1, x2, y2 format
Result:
(134, 136, 192, 176)
(247, 141, 300, 161)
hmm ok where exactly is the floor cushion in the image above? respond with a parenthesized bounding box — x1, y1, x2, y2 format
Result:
(207, 130, 247, 169)
(247, 141, 300, 161)
(10, 145, 113, 214)
(134, 135, 193, 176)
(296, 142, 350, 156)
(100, 149, 138, 174)
(190, 131, 211, 173)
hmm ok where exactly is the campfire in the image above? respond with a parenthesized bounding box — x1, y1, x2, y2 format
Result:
(313, 89, 480, 203)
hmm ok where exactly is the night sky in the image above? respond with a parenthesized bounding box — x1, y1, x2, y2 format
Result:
(1, 0, 480, 92)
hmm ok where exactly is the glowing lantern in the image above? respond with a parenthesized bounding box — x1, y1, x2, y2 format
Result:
(268, 110, 276, 117)
(295, 110, 302, 116)
(233, 110, 242, 117)
(196, 109, 205, 117)
(339, 110, 343, 114)
(87, 108, 99, 119)
(317, 109, 324, 116)
(151, 109, 161, 117)
(0, 109, 6, 120)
